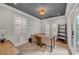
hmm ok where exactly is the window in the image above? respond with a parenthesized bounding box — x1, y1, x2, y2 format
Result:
(15, 16, 21, 34)
(76, 16, 79, 46)
(15, 16, 26, 35)
(21, 18, 26, 34)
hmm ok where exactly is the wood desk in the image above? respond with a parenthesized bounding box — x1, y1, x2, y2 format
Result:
(32, 34, 50, 47)
(0, 40, 20, 55)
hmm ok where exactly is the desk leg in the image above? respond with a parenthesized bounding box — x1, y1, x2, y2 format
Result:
(50, 37, 55, 52)
(50, 38, 52, 52)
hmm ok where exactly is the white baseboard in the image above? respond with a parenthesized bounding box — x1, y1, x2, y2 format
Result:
(14, 40, 28, 47)
(15, 41, 26, 47)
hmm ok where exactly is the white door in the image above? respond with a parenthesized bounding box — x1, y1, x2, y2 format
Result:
(45, 24, 50, 36)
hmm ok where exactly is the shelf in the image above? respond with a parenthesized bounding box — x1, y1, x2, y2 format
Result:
(59, 25, 65, 26)
(58, 31, 66, 33)
(57, 24, 67, 42)
(58, 37, 66, 40)
(59, 27, 65, 29)
(58, 35, 66, 37)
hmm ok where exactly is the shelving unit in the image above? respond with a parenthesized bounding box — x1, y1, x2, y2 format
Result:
(57, 24, 67, 43)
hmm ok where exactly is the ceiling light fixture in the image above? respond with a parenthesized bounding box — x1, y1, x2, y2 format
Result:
(39, 8, 46, 16)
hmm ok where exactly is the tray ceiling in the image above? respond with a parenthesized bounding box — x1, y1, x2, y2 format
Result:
(6, 3, 67, 20)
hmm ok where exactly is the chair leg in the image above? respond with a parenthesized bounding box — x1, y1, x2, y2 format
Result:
(41, 44, 46, 52)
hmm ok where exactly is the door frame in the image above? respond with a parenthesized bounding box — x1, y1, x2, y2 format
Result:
(73, 7, 79, 54)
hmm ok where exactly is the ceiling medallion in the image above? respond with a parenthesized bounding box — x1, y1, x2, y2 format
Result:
(39, 8, 46, 16)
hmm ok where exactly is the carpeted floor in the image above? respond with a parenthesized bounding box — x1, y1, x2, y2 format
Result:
(17, 41, 69, 55)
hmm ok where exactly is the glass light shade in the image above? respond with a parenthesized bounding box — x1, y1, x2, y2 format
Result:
(39, 8, 46, 16)
(39, 11, 45, 16)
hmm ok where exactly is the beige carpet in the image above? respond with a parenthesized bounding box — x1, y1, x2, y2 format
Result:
(17, 41, 69, 55)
